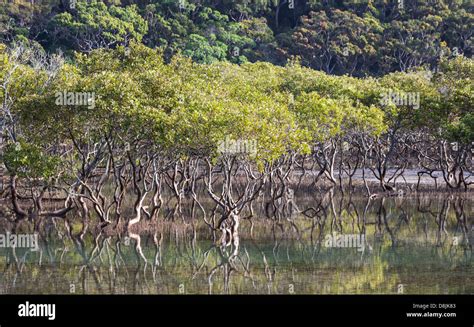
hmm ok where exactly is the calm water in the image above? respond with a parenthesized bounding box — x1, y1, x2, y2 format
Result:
(0, 194, 472, 294)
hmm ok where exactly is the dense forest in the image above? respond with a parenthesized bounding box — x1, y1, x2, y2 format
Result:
(1, 0, 472, 75)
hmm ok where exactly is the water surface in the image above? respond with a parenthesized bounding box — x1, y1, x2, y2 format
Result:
(0, 194, 472, 294)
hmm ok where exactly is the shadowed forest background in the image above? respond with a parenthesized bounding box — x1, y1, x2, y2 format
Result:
(1, 0, 473, 75)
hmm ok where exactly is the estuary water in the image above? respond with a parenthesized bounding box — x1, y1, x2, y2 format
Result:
(0, 193, 472, 294)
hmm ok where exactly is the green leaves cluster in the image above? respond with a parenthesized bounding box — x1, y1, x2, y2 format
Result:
(2, 141, 61, 179)
(1, 42, 472, 179)
(47, 1, 148, 52)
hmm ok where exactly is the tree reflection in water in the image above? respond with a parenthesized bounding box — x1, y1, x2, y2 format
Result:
(0, 191, 472, 294)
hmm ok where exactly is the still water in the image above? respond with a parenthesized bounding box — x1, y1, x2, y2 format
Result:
(0, 193, 472, 294)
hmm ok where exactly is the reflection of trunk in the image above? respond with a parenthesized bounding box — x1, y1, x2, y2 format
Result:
(379, 197, 397, 248)
(453, 197, 470, 248)
(435, 199, 449, 246)
(129, 232, 148, 265)
(208, 241, 240, 294)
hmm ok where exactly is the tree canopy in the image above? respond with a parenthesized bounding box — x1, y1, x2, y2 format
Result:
(1, 0, 471, 75)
